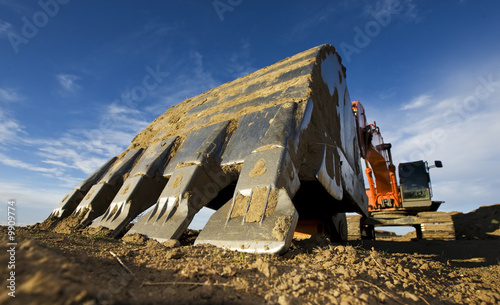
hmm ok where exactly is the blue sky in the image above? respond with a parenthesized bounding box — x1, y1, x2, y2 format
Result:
(0, 0, 499, 227)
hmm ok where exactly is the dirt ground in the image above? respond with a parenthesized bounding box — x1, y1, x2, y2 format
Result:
(1, 205, 499, 305)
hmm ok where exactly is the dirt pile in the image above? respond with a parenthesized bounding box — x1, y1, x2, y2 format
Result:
(451, 204, 500, 240)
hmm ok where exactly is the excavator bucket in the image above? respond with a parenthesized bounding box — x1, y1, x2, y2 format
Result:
(46, 44, 368, 254)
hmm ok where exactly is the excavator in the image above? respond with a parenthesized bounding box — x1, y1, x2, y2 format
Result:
(45, 44, 454, 255)
(346, 101, 455, 241)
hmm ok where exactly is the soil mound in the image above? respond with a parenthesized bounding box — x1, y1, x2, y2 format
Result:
(4, 205, 500, 304)
(451, 204, 500, 240)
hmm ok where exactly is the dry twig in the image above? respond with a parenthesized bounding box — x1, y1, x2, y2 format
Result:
(141, 281, 229, 287)
(110, 251, 137, 281)
(419, 295, 431, 305)
(370, 252, 384, 269)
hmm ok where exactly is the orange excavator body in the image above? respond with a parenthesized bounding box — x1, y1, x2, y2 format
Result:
(348, 101, 454, 241)
(351, 101, 401, 212)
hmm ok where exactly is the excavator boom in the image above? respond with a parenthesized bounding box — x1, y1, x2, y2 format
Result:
(352, 101, 401, 210)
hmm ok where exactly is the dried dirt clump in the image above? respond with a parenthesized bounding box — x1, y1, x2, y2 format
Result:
(51, 213, 87, 234)
(80, 226, 114, 237)
(249, 159, 267, 177)
(122, 233, 148, 245)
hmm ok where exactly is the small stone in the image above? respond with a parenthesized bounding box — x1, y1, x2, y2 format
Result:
(336, 245, 345, 253)
(165, 248, 183, 259)
(405, 292, 420, 302)
(359, 293, 370, 302)
(162, 239, 180, 248)
(200, 281, 213, 299)
(453, 293, 463, 303)
(378, 292, 387, 302)
(323, 261, 335, 269)
(368, 269, 378, 279)
(19, 239, 36, 250)
(278, 295, 296, 305)
(163, 287, 176, 297)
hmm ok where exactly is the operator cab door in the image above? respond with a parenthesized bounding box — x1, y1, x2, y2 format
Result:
(398, 161, 433, 211)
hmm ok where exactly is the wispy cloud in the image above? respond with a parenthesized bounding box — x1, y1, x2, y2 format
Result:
(145, 50, 221, 115)
(56, 73, 81, 94)
(0, 0, 30, 15)
(0, 109, 24, 144)
(400, 94, 431, 110)
(29, 102, 150, 177)
(226, 40, 256, 79)
(0, 96, 150, 189)
(0, 152, 57, 174)
(387, 85, 500, 211)
(0, 87, 23, 102)
(37, 144, 111, 175)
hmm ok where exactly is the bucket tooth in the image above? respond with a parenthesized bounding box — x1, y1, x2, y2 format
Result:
(126, 164, 226, 241)
(87, 138, 177, 234)
(50, 189, 84, 219)
(49, 157, 117, 219)
(126, 121, 232, 241)
(73, 182, 115, 228)
(195, 147, 300, 254)
(68, 148, 143, 227)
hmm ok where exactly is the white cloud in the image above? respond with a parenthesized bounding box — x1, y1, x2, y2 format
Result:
(145, 51, 222, 115)
(108, 103, 142, 115)
(226, 40, 256, 79)
(56, 74, 81, 93)
(400, 94, 430, 110)
(42, 159, 80, 169)
(387, 86, 500, 213)
(37, 138, 120, 175)
(27, 102, 150, 176)
(0, 87, 23, 102)
(0, 109, 24, 144)
(0, 96, 150, 190)
(0, 152, 58, 174)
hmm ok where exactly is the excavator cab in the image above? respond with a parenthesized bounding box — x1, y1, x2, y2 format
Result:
(398, 160, 442, 212)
